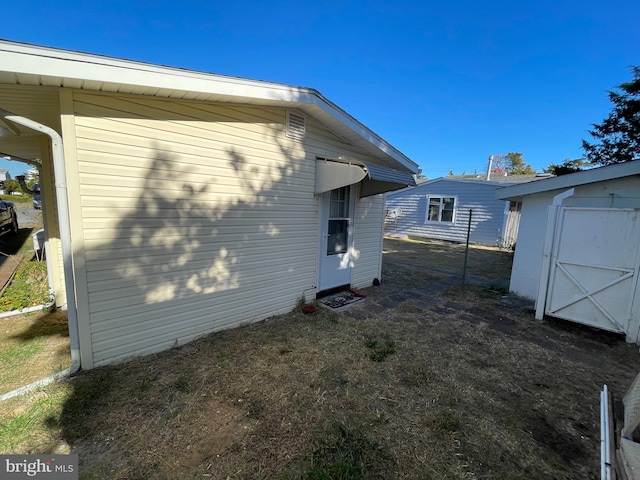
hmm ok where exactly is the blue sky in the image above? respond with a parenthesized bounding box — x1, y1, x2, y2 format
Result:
(1, 0, 638, 178)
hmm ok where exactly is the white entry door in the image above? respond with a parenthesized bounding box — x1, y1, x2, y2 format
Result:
(545, 207, 640, 335)
(318, 186, 356, 291)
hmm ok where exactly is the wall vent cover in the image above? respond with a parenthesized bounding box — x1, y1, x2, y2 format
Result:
(286, 112, 306, 140)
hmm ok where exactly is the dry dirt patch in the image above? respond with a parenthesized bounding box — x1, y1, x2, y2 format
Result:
(2, 237, 640, 479)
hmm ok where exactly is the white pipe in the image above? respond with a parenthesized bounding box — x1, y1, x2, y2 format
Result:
(0, 108, 81, 377)
(0, 368, 73, 401)
(534, 188, 575, 320)
(486, 155, 493, 181)
(600, 385, 611, 480)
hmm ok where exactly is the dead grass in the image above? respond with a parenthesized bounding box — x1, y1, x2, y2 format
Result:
(0, 310, 71, 394)
(2, 238, 640, 479)
(383, 236, 513, 280)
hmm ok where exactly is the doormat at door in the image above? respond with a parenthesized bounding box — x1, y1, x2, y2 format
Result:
(319, 290, 365, 310)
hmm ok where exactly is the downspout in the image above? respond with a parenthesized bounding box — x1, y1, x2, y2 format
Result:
(534, 188, 575, 320)
(0, 108, 81, 377)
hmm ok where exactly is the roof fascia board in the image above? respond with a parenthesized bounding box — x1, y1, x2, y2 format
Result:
(0, 40, 418, 173)
(0, 49, 317, 103)
(496, 161, 640, 200)
(306, 95, 417, 172)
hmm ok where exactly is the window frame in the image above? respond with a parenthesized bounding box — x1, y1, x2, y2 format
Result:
(425, 195, 457, 223)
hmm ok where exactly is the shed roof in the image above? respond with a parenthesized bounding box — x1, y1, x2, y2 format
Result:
(0, 40, 418, 174)
(496, 161, 640, 200)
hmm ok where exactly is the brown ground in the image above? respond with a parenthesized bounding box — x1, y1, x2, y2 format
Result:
(2, 237, 640, 479)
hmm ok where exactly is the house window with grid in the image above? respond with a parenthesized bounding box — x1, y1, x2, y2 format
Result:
(426, 196, 456, 223)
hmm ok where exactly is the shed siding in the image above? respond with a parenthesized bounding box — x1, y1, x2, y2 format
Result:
(351, 192, 385, 288)
(507, 193, 555, 299)
(69, 92, 323, 366)
(509, 176, 640, 300)
(385, 180, 508, 246)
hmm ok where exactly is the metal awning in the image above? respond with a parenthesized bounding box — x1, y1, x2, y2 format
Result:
(315, 159, 416, 197)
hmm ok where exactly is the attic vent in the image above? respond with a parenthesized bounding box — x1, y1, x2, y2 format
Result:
(286, 112, 306, 140)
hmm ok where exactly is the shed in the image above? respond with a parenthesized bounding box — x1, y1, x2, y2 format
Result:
(385, 177, 529, 247)
(0, 40, 418, 369)
(496, 162, 640, 342)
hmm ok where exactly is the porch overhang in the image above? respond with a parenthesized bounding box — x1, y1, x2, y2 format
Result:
(315, 158, 416, 197)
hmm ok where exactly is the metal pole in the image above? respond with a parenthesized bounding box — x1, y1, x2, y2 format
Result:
(462, 209, 472, 285)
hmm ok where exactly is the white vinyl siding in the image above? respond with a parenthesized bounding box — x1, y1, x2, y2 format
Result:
(351, 192, 385, 289)
(68, 92, 319, 366)
(509, 176, 640, 300)
(386, 179, 511, 246)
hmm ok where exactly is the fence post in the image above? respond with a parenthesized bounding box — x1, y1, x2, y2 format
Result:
(462, 209, 473, 285)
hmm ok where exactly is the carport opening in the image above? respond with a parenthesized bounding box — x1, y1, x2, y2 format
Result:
(0, 157, 71, 397)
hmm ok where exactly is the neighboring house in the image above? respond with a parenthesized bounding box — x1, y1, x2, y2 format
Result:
(25, 167, 39, 182)
(385, 176, 539, 247)
(0, 41, 418, 369)
(496, 161, 640, 343)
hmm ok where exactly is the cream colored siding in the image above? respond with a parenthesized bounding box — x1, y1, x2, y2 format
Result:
(38, 137, 67, 307)
(351, 193, 385, 289)
(69, 92, 318, 366)
(302, 117, 388, 290)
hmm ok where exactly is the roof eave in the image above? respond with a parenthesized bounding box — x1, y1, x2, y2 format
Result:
(0, 40, 418, 173)
(496, 161, 640, 200)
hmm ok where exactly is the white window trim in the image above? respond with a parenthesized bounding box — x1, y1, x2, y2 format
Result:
(425, 195, 457, 223)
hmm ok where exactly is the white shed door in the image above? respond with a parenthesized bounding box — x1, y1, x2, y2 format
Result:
(545, 207, 640, 334)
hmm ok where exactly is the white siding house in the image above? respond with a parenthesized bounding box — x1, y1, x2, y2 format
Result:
(385, 177, 523, 247)
(497, 162, 640, 343)
(0, 41, 418, 369)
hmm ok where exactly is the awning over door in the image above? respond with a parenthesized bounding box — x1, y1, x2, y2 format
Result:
(315, 159, 415, 197)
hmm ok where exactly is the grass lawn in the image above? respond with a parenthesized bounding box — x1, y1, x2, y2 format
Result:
(1, 237, 639, 479)
(0, 206, 70, 397)
(0, 310, 71, 394)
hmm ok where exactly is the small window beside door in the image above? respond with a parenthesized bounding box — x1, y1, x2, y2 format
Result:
(425, 196, 456, 223)
(327, 187, 350, 255)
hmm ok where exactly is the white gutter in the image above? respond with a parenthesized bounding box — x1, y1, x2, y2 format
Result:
(0, 108, 81, 378)
(535, 188, 575, 320)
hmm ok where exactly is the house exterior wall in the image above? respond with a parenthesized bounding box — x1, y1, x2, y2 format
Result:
(60, 90, 387, 367)
(385, 179, 509, 246)
(351, 191, 385, 288)
(509, 176, 640, 300)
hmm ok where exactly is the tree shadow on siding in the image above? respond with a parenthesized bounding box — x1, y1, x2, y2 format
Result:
(53, 129, 318, 472)
(82, 141, 314, 364)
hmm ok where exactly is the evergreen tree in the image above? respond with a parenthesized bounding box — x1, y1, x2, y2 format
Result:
(583, 66, 640, 165)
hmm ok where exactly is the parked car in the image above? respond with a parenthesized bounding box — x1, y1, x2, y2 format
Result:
(0, 200, 18, 237)
(33, 194, 42, 210)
